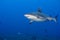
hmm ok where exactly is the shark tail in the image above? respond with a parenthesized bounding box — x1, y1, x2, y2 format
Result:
(52, 15, 58, 22)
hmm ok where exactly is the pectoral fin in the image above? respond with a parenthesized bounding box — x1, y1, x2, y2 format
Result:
(29, 20, 33, 24)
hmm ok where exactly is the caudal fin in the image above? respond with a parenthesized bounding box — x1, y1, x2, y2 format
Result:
(53, 15, 58, 22)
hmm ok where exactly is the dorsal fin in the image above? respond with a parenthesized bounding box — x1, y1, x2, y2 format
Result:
(36, 8, 42, 15)
(37, 8, 42, 13)
(36, 8, 42, 16)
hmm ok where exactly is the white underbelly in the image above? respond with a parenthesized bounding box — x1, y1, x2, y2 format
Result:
(29, 17, 46, 21)
(33, 18, 46, 21)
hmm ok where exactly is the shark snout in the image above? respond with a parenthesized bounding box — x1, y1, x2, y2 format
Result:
(24, 14, 32, 19)
(24, 14, 30, 17)
(24, 14, 28, 17)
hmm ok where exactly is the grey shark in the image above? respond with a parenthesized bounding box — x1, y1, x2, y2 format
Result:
(24, 8, 58, 24)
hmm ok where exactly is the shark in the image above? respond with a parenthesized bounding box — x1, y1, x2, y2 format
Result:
(24, 8, 58, 24)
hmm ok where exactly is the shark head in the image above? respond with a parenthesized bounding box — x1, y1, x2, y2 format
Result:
(24, 14, 37, 20)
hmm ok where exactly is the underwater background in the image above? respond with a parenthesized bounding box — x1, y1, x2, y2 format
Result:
(0, 0, 60, 40)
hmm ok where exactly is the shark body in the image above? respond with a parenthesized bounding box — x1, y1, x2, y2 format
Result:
(24, 8, 57, 24)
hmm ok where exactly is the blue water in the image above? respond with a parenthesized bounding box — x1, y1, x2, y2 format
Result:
(0, 0, 60, 40)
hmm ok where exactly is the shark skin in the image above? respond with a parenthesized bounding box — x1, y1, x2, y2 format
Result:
(24, 8, 58, 24)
